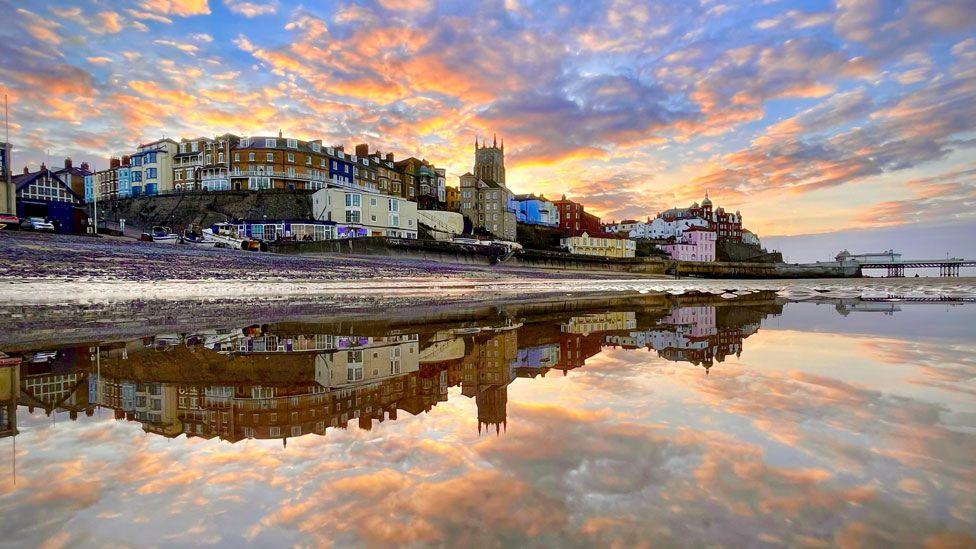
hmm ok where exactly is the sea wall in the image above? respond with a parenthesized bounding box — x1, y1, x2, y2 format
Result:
(717, 240, 784, 263)
(272, 238, 857, 278)
(95, 190, 313, 231)
(270, 237, 671, 275)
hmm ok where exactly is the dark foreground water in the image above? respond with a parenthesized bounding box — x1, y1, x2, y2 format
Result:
(1, 294, 974, 547)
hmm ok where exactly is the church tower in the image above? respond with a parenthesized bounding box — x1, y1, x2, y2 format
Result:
(474, 133, 505, 187)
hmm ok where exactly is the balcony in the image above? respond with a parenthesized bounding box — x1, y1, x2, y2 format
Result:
(229, 170, 377, 192)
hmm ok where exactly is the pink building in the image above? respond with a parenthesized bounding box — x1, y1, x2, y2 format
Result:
(659, 226, 716, 262)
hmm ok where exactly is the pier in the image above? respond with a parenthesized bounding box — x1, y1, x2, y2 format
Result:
(811, 250, 975, 277)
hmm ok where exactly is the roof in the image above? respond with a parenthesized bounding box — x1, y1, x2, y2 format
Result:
(513, 193, 549, 201)
(13, 169, 82, 200)
(564, 229, 625, 239)
(54, 166, 92, 177)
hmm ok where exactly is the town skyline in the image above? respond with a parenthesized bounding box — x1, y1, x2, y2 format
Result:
(3, 0, 975, 246)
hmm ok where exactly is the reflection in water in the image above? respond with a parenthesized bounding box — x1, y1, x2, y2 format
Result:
(2, 293, 975, 547)
(1, 297, 782, 445)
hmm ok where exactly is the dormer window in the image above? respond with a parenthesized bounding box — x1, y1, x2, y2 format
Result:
(311, 143, 320, 153)
(241, 138, 250, 148)
(265, 138, 277, 148)
(287, 138, 297, 148)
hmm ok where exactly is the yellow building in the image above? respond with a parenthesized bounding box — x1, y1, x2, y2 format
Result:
(560, 231, 636, 258)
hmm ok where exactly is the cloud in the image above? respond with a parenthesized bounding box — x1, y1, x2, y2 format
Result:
(855, 163, 976, 227)
(153, 39, 200, 54)
(139, 0, 211, 17)
(223, 0, 278, 18)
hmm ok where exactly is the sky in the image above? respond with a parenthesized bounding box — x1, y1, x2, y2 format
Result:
(1, 0, 975, 255)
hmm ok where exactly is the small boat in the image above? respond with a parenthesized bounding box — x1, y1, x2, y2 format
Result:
(181, 225, 218, 247)
(140, 226, 180, 244)
(203, 222, 266, 251)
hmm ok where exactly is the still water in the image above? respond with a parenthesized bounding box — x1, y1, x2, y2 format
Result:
(1, 293, 974, 547)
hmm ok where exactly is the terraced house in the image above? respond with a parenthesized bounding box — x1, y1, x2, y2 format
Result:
(173, 135, 242, 192)
(129, 139, 178, 196)
(353, 144, 404, 197)
(228, 134, 358, 192)
(395, 156, 445, 209)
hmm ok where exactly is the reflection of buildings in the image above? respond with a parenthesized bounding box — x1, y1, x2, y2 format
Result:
(605, 304, 776, 373)
(3, 298, 783, 442)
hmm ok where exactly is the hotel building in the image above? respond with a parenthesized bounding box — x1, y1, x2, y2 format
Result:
(311, 186, 418, 239)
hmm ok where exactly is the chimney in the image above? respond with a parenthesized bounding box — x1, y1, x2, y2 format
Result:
(64, 157, 72, 169)
(23, 166, 29, 174)
(121, 155, 131, 166)
(40, 162, 47, 171)
(386, 153, 394, 162)
(355, 144, 369, 157)
(278, 129, 283, 139)
(80, 162, 90, 172)
(334, 145, 344, 152)
(110, 157, 121, 169)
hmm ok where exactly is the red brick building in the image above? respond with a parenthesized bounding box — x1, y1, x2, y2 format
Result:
(553, 195, 602, 234)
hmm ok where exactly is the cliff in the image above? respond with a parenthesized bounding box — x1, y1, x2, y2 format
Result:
(95, 190, 314, 230)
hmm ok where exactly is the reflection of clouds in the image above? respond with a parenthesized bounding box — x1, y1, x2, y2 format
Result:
(858, 338, 976, 398)
(3, 326, 976, 546)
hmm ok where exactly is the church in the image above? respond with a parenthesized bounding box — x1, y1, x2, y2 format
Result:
(458, 134, 517, 242)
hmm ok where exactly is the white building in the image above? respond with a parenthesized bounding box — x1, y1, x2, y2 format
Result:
(606, 217, 709, 240)
(742, 230, 761, 247)
(314, 336, 420, 389)
(311, 187, 418, 239)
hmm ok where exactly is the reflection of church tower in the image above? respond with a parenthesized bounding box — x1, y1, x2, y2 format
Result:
(477, 384, 507, 435)
(0, 354, 21, 439)
(474, 134, 505, 187)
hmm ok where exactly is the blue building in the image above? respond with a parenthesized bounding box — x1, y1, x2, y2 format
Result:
(513, 194, 559, 227)
(117, 166, 132, 198)
(327, 147, 354, 185)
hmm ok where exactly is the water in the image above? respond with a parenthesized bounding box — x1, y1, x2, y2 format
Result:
(1, 292, 974, 547)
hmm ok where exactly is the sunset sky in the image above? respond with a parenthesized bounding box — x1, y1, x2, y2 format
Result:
(2, 0, 974, 257)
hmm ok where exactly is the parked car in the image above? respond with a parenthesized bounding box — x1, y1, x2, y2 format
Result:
(0, 213, 19, 230)
(21, 217, 55, 232)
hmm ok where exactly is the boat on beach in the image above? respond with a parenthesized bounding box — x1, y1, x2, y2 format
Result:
(203, 222, 266, 251)
(181, 225, 218, 247)
(140, 226, 180, 244)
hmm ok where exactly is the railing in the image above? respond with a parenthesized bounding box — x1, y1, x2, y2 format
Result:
(229, 171, 377, 192)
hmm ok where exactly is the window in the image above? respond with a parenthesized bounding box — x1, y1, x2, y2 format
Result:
(265, 138, 276, 148)
(370, 198, 377, 206)
(190, 142, 199, 152)
(249, 152, 255, 162)
(286, 138, 297, 148)
(234, 153, 239, 162)
(287, 153, 294, 163)
(306, 156, 311, 165)
(266, 153, 274, 162)
(311, 143, 320, 153)
(147, 168, 157, 179)
(218, 152, 224, 163)
(345, 193, 361, 208)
